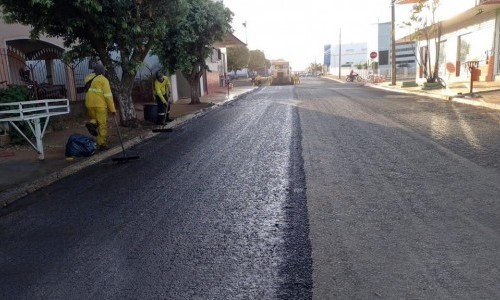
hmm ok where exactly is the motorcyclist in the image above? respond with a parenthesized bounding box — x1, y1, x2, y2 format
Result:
(349, 69, 359, 82)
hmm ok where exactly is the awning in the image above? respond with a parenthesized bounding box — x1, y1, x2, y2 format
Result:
(397, 2, 500, 43)
(212, 33, 246, 48)
(7, 39, 64, 60)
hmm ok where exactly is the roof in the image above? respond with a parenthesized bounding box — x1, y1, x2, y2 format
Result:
(7, 39, 64, 60)
(212, 33, 246, 48)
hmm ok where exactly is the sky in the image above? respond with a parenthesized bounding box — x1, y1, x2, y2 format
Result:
(222, 0, 401, 71)
(222, 0, 475, 71)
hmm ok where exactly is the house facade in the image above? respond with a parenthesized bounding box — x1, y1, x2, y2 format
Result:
(0, 17, 76, 100)
(397, 0, 500, 83)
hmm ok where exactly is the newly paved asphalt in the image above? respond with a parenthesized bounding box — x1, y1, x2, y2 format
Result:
(1, 77, 500, 299)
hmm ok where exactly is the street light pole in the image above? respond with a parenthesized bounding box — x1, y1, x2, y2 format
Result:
(339, 27, 342, 79)
(391, 0, 397, 85)
(242, 21, 248, 45)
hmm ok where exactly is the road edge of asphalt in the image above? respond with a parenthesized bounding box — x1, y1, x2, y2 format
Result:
(0, 88, 257, 208)
(323, 76, 500, 111)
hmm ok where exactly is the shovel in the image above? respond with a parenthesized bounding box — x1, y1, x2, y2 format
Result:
(111, 114, 140, 162)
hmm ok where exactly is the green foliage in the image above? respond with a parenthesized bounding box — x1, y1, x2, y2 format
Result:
(307, 62, 323, 73)
(0, 86, 35, 145)
(0, 85, 32, 104)
(403, 0, 442, 82)
(0, 0, 188, 122)
(356, 62, 363, 70)
(227, 46, 250, 73)
(247, 50, 266, 72)
(265, 59, 271, 69)
(152, 0, 233, 103)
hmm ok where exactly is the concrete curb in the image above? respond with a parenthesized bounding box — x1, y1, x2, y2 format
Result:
(323, 76, 500, 111)
(365, 82, 500, 111)
(364, 82, 453, 101)
(451, 97, 500, 110)
(0, 87, 257, 207)
(323, 77, 500, 110)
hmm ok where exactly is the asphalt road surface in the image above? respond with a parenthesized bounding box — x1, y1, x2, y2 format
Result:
(1, 77, 500, 299)
(298, 78, 500, 299)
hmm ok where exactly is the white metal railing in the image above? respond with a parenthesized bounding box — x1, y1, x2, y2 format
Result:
(0, 98, 70, 160)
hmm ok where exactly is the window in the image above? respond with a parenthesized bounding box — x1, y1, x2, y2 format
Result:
(379, 50, 389, 65)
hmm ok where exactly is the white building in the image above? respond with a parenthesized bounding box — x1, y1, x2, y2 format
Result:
(377, 22, 417, 80)
(327, 42, 368, 76)
(397, 0, 500, 83)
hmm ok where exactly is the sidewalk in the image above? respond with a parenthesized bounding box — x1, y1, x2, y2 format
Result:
(325, 74, 500, 111)
(0, 81, 257, 206)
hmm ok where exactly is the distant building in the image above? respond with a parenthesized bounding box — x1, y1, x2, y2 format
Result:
(377, 22, 416, 80)
(325, 24, 417, 79)
(327, 42, 368, 76)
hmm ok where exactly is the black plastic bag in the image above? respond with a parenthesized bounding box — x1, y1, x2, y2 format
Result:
(65, 133, 97, 157)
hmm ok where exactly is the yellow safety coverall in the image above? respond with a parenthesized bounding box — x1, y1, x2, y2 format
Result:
(84, 73, 116, 147)
(153, 75, 172, 124)
(153, 75, 171, 104)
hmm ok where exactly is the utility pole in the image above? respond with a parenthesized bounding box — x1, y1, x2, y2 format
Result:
(391, 0, 397, 85)
(339, 27, 342, 79)
(242, 21, 248, 45)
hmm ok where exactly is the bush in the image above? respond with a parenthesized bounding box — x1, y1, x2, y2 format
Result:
(0, 85, 37, 145)
(0, 85, 32, 103)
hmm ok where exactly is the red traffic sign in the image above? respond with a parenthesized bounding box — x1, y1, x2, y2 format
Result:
(370, 51, 378, 59)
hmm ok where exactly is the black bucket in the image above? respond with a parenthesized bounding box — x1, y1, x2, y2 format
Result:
(143, 103, 158, 123)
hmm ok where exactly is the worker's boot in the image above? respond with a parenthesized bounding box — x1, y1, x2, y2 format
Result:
(165, 113, 173, 122)
(85, 122, 98, 136)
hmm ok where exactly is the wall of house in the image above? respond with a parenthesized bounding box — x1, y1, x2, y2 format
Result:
(415, 10, 496, 83)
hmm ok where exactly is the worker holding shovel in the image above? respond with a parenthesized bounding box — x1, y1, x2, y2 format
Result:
(84, 63, 116, 151)
(153, 70, 172, 125)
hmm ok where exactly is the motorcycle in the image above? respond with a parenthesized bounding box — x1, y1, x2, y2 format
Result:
(345, 74, 363, 82)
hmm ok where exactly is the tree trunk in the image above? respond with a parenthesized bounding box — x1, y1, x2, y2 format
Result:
(189, 79, 201, 104)
(432, 23, 442, 82)
(109, 75, 139, 127)
(186, 66, 204, 104)
(114, 85, 138, 127)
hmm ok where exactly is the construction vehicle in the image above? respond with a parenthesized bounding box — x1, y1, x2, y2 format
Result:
(270, 59, 293, 85)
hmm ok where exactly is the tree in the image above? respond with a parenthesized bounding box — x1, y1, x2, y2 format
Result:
(153, 0, 233, 104)
(247, 50, 267, 74)
(227, 46, 249, 76)
(0, 0, 187, 125)
(307, 62, 323, 75)
(404, 0, 442, 83)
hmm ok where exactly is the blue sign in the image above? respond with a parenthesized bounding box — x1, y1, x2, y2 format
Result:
(324, 45, 331, 67)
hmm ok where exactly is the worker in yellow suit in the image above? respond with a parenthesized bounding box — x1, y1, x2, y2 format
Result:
(153, 70, 172, 125)
(294, 73, 300, 85)
(84, 64, 116, 151)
